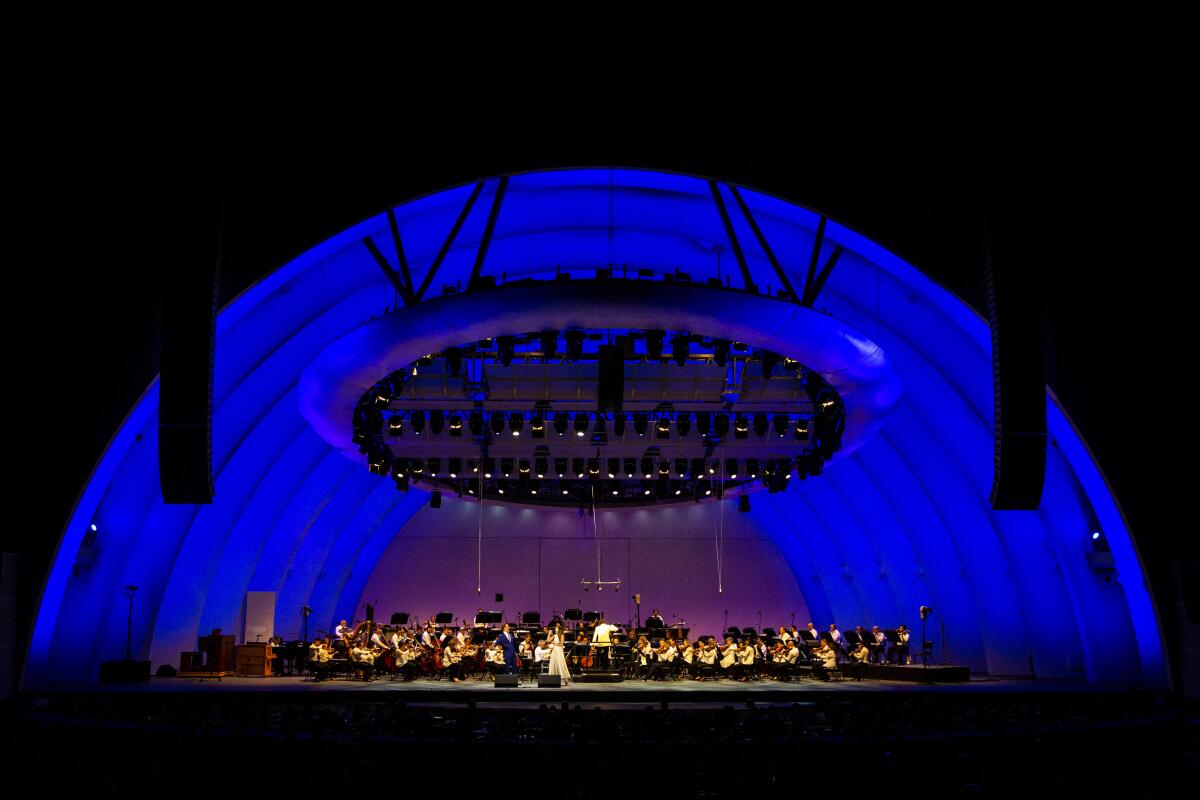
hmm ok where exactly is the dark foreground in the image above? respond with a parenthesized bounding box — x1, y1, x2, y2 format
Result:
(5, 687, 1197, 797)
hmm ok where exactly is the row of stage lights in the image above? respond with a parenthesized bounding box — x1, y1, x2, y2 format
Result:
(370, 454, 814, 483)
(380, 455, 812, 502)
(368, 409, 818, 442)
(411, 331, 795, 376)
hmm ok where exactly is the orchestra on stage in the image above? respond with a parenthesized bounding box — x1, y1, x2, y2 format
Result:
(295, 609, 918, 683)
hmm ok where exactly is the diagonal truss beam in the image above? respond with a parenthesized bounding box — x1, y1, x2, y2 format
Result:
(362, 235, 413, 306)
(387, 209, 416, 303)
(415, 180, 486, 301)
(728, 184, 799, 302)
(802, 244, 844, 307)
(803, 215, 827, 302)
(708, 180, 757, 293)
(468, 175, 509, 290)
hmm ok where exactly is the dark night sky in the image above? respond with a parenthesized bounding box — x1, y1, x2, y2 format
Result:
(11, 39, 1189, 656)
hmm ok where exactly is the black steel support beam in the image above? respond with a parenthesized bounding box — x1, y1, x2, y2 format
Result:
(468, 175, 509, 290)
(802, 244, 844, 307)
(363, 235, 412, 305)
(708, 180, 757, 293)
(728, 184, 798, 302)
(803, 215, 827, 304)
(387, 209, 416, 305)
(415, 180, 486, 301)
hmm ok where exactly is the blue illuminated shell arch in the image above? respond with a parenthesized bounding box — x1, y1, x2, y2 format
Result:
(27, 169, 1165, 687)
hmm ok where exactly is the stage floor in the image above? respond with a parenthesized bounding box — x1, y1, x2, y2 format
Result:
(39, 672, 1134, 705)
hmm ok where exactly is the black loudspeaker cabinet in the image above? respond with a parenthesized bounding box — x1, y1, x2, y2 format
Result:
(494, 674, 519, 687)
(159, 207, 220, 504)
(984, 204, 1046, 510)
(537, 674, 561, 688)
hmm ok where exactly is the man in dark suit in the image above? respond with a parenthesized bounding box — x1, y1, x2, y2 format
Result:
(496, 623, 519, 675)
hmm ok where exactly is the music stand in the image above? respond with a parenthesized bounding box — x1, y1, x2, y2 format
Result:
(434, 612, 454, 626)
(582, 611, 602, 624)
(564, 608, 582, 622)
(521, 611, 541, 626)
(390, 612, 410, 626)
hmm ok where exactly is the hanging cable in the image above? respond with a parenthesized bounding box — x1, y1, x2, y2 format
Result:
(476, 463, 483, 594)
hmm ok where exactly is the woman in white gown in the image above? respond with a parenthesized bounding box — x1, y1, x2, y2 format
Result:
(547, 623, 571, 684)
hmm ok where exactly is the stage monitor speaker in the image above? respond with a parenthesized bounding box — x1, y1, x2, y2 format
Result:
(494, 674, 519, 687)
(984, 206, 1046, 510)
(537, 674, 561, 688)
(159, 207, 220, 504)
(597, 344, 625, 412)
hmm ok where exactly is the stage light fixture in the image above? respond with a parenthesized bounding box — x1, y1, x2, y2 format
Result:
(411, 410, 426, 435)
(500, 458, 514, 477)
(587, 458, 601, 477)
(518, 459, 531, 477)
(674, 458, 688, 476)
(594, 415, 607, 435)
(645, 330, 665, 361)
(539, 330, 558, 362)
(696, 413, 711, 437)
(535, 457, 548, 477)
(690, 459, 704, 477)
(714, 414, 729, 438)
(773, 415, 788, 438)
(761, 352, 779, 379)
(449, 458, 462, 478)
(725, 458, 739, 479)
(554, 412, 568, 436)
(794, 419, 809, 440)
(490, 411, 504, 434)
(747, 458, 760, 479)
(613, 412, 626, 437)
(753, 412, 768, 438)
(676, 413, 691, 437)
(565, 330, 585, 362)
(672, 336, 689, 367)
(530, 413, 545, 438)
(574, 413, 589, 437)
(573, 457, 586, 478)
(426, 410, 443, 435)
(394, 475, 409, 492)
(656, 416, 671, 439)
(658, 460, 670, 476)
(427, 458, 441, 477)
(713, 339, 730, 367)
(641, 457, 654, 478)
(411, 459, 425, 476)
(509, 412, 523, 437)
(445, 347, 463, 377)
(633, 413, 648, 437)
(607, 458, 620, 479)
(497, 336, 515, 366)
(469, 411, 484, 436)
(482, 458, 496, 478)
(623, 458, 636, 478)
(448, 414, 463, 436)
(388, 416, 404, 436)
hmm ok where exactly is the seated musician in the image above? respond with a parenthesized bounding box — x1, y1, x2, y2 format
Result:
(827, 623, 846, 654)
(334, 619, 349, 642)
(351, 641, 378, 681)
(647, 639, 677, 680)
(870, 625, 888, 663)
(811, 640, 838, 681)
(308, 638, 334, 681)
(779, 625, 793, 643)
(485, 642, 505, 676)
(696, 638, 717, 680)
(634, 635, 652, 678)
(718, 636, 739, 678)
(847, 641, 870, 680)
(533, 640, 552, 671)
(893, 624, 911, 664)
(443, 639, 463, 682)
(678, 639, 695, 676)
(519, 633, 534, 661)
(646, 608, 665, 629)
(736, 639, 756, 681)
